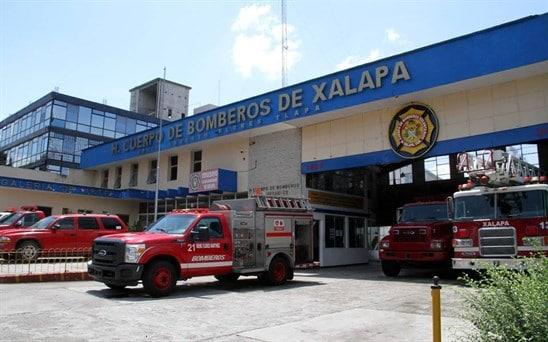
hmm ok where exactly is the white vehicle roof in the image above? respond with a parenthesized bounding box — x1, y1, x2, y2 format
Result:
(454, 183, 548, 198)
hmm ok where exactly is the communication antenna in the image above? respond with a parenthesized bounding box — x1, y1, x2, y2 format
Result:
(281, 0, 288, 87)
(102, 98, 108, 105)
(54, 86, 59, 92)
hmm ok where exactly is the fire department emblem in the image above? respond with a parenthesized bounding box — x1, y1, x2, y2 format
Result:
(190, 174, 201, 192)
(389, 103, 439, 159)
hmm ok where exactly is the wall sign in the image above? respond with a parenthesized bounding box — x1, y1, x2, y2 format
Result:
(189, 169, 220, 193)
(388, 103, 439, 159)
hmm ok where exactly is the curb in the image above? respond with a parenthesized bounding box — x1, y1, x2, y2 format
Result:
(0, 272, 92, 283)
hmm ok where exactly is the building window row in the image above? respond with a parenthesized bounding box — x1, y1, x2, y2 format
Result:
(47, 132, 102, 165)
(5, 133, 49, 167)
(325, 215, 366, 249)
(0, 101, 52, 148)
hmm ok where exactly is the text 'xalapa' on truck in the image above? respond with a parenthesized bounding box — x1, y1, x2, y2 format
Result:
(451, 149, 547, 270)
(88, 196, 314, 297)
(379, 201, 452, 277)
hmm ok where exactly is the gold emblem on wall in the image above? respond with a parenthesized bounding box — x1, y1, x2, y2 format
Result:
(388, 103, 439, 159)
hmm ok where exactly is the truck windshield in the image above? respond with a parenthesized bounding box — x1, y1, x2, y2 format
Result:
(0, 213, 21, 225)
(454, 194, 495, 220)
(147, 215, 196, 234)
(496, 190, 546, 218)
(400, 204, 448, 222)
(31, 216, 56, 229)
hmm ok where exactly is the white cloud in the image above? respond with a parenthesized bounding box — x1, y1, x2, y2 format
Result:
(335, 49, 381, 71)
(231, 4, 301, 80)
(386, 28, 401, 42)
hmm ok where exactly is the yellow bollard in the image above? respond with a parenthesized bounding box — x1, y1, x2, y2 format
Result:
(431, 276, 442, 342)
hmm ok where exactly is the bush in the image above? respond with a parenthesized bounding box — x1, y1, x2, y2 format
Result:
(459, 256, 548, 342)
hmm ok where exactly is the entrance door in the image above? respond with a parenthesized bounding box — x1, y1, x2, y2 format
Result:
(294, 219, 313, 265)
(313, 220, 320, 262)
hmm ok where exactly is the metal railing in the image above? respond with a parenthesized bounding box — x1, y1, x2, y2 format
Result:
(0, 248, 91, 276)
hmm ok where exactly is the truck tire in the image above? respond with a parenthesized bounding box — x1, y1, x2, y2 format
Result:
(266, 256, 290, 285)
(105, 283, 127, 291)
(16, 240, 40, 263)
(381, 260, 401, 277)
(142, 260, 177, 297)
(214, 273, 240, 283)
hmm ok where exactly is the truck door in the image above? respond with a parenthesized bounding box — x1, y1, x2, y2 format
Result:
(182, 216, 233, 277)
(77, 217, 102, 249)
(265, 215, 294, 258)
(44, 217, 77, 249)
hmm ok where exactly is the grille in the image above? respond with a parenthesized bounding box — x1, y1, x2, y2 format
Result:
(92, 240, 124, 266)
(393, 228, 426, 242)
(478, 227, 516, 257)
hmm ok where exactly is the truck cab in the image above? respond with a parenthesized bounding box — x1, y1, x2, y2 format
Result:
(379, 201, 452, 277)
(0, 207, 45, 231)
(88, 197, 313, 297)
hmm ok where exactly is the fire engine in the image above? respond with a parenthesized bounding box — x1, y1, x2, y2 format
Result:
(0, 206, 46, 231)
(379, 201, 452, 277)
(88, 196, 313, 297)
(451, 149, 547, 270)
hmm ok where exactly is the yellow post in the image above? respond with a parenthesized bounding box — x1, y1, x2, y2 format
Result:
(431, 276, 442, 342)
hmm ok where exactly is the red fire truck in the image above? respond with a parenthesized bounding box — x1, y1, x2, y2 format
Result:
(379, 201, 452, 277)
(88, 197, 313, 297)
(451, 149, 547, 270)
(0, 206, 46, 231)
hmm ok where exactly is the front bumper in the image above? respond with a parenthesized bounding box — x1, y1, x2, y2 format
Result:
(452, 258, 528, 270)
(380, 250, 450, 264)
(87, 261, 143, 286)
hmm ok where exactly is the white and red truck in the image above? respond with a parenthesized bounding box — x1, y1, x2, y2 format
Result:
(88, 196, 313, 297)
(451, 149, 547, 270)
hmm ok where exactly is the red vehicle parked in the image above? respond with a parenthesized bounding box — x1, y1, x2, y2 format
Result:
(0, 214, 128, 262)
(379, 201, 452, 277)
(0, 206, 46, 231)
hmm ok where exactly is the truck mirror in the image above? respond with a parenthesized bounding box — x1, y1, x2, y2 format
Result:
(446, 197, 454, 219)
(15, 220, 23, 227)
(198, 225, 209, 241)
(52, 223, 61, 230)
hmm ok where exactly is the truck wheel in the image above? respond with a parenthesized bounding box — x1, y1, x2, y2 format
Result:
(143, 260, 177, 297)
(17, 241, 40, 263)
(105, 283, 127, 291)
(381, 260, 401, 277)
(266, 256, 290, 285)
(214, 273, 240, 283)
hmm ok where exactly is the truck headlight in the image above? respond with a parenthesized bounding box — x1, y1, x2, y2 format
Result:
(430, 240, 443, 250)
(452, 239, 472, 248)
(0, 236, 11, 243)
(380, 240, 390, 249)
(125, 244, 146, 263)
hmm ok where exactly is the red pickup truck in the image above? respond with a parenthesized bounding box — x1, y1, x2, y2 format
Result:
(0, 207, 46, 231)
(0, 214, 128, 262)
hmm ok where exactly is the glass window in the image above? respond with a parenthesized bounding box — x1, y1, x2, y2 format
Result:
(101, 217, 122, 230)
(348, 217, 365, 248)
(146, 214, 196, 234)
(116, 116, 127, 133)
(114, 166, 122, 189)
(66, 104, 79, 122)
(104, 117, 116, 131)
(497, 190, 545, 219)
(454, 194, 495, 220)
(424, 155, 450, 181)
(129, 163, 139, 187)
(90, 127, 102, 136)
(78, 106, 92, 125)
(101, 169, 109, 188)
(52, 105, 66, 120)
(389, 164, 413, 185)
(103, 129, 115, 138)
(169, 155, 178, 181)
(126, 119, 136, 134)
(400, 204, 448, 222)
(62, 135, 76, 154)
(147, 160, 157, 184)
(105, 112, 116, 119)
(77, 124, 90, 133)
(192, 150, 202, 172)
(91, 114, 104, 128)
(506, 144, 539, 167)
(65, 122, 77, 130)
(56, 217, 74, 230)
(78, 217, 99, 230)
(194, 217, 223, 238)
(325, 215, 345, 248)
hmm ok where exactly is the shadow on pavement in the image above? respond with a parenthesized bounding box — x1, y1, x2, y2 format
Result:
(86, 277, 324, 301)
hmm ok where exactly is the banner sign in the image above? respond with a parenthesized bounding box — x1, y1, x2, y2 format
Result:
(189, 169, 219, 193)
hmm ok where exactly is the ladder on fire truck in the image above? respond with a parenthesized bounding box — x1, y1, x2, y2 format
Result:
(457, 149, 541, 186)
(255, 196, 312, 211)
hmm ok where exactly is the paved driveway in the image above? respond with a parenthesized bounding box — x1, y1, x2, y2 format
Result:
(0, 263, 471, 341)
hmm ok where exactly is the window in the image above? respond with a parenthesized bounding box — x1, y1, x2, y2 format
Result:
(101, 217, 123, 230)
(114, 166, 122, 189)
(129, 163, 139, 187)
(147, 159, 157, 184)
(101, 169, 109, 188)
(325, 215, 345, 248)
(169, 155, 178, 181)
(22, 213, 41, 227)
(194, 217, 223, 238)
(424, 155, 450, 181)
(78, 106, 92, 125)
(389, 164, 413, 185)
(56, 217, 74, 230)
(506, 144, 539, 167)
(348, 217, 365, 248)
(454, 194, 495, 220)
(497, 190, 545, 219)
(78, 217, 99, 230)
(191, 150, 202, 172)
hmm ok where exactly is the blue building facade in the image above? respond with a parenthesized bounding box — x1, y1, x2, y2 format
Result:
(0, 92, 160, 175)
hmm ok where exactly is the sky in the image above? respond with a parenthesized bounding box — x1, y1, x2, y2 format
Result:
(1, 0, 547, 121)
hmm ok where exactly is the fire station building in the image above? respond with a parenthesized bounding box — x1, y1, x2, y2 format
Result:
(1, 14, 547, 266)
